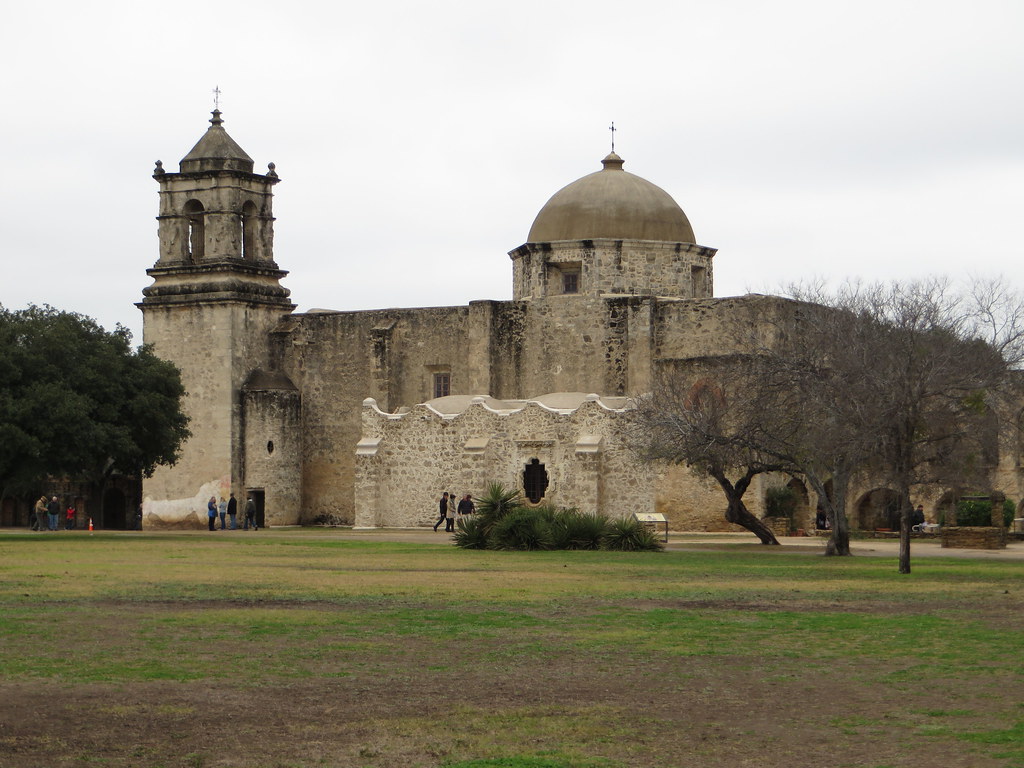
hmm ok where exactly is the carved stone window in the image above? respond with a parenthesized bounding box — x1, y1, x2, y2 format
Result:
(523, 458, 549, 504)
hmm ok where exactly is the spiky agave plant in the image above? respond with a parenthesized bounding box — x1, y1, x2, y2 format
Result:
(474, 482, 523, 530)
(601, 516, 664, 552)
(452, 482, 524, 549)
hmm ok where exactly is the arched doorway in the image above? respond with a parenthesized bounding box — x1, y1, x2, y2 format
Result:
(855, 488, 901, 531)
(102, 488, 127, 530)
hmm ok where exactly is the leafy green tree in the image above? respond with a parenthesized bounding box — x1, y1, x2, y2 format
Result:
(0, 305, 190, 502)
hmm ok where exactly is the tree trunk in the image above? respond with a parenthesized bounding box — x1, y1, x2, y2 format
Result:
(898, 493, 912, 574)
(824, 467, 852, 556)
(725, 496, 780, 545)
(708, 466, 780, 545)
(804, 469, 851, 556)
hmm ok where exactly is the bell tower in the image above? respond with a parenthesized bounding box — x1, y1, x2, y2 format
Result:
(139, 110, 295, 524)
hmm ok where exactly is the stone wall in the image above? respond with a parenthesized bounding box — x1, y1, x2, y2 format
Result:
(354, 394, 654, 528)
(272, 293, 823, 528)
(242, 376, 302, 525)
(141, 300, 290, 527)
(941, 526, 1008, 549)
(273, 305, 473, 523)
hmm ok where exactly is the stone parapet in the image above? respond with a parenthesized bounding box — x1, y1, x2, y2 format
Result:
(941, 526, 1008, 549)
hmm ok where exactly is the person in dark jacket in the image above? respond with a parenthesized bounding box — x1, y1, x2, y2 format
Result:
(433, 492, 449, 532)
(47, 496, 60, 531)
(244, 496, 258, 531)
(227, 493, 238, 530)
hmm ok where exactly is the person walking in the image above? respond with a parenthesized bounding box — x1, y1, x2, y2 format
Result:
(207, 496, 217, 531)
(457, 493, 475, 519)
(227, 493, 238, 530)
(218, 496, 228, 530)
(32, 495, 47, 532)
(244, 495, 257, 531)
(433, 492, 449, 531)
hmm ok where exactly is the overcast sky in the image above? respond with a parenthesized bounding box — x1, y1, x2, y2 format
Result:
(2, 1, 1021, 345)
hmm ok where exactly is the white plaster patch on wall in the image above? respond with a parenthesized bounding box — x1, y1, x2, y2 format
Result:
(143, 475, 231, 529)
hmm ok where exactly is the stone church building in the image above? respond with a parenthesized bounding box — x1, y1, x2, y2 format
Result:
(139, 111, 1021, 531)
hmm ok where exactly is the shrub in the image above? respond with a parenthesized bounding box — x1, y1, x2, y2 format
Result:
(942, 498, 1015, 527)
(488, 508, 554, 551)
(450, 481, 663, 554)
(601, 516, 664, 552)
(765, 486, 797, 524)
(549, 509, 607, 550)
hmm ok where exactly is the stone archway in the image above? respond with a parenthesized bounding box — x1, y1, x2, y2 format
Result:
(855, 488, 901, 531)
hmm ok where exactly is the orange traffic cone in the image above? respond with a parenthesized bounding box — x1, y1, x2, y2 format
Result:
(88, 518, 94, 534)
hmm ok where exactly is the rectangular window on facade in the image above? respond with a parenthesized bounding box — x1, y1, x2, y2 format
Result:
(563, 272, 580, 294)
(433, 372, 451, 398)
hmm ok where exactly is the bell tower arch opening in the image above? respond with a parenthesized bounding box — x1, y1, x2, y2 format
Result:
(241, 200, 259, 260)
(183, 199, 205, 262)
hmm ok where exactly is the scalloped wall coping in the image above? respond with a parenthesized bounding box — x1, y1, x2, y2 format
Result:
(364, 392, 634, 420)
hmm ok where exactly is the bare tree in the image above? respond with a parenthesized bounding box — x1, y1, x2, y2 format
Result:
(746, 296, 883, 556)
(634, 356, 806, 545)
(635, 278, 1023, 567)
(784, 277, 1022, 573)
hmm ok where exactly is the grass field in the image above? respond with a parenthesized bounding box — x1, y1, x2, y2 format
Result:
(0, 529, 1022, 768)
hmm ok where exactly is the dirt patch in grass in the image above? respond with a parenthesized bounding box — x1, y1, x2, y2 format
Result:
(1, 598, 1019, 768)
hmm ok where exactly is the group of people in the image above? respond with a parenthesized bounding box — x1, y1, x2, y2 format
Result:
(433, 491, 475, 532)
(207, 493, 259, 531)
(31, 495, 68, 531)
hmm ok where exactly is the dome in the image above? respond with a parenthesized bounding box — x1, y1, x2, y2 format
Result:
(527, 152, 695, 243)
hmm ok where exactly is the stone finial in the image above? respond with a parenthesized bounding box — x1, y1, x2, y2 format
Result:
(210, 109, 224, 127)
(267, 162, 278, 178)
(153, 160, 165, 175)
